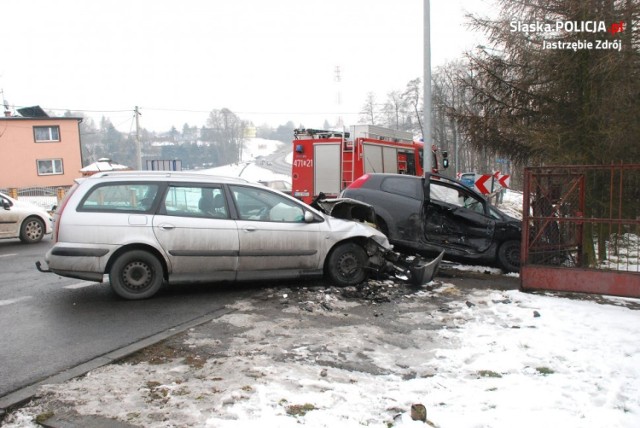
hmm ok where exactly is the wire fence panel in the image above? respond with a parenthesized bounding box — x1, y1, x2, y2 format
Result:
(521, 164, 640, 297)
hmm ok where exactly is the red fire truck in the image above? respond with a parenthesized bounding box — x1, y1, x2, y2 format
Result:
(291, 125, 443, 204)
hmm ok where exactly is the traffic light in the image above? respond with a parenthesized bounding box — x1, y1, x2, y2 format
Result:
(442, 151, 449, 169)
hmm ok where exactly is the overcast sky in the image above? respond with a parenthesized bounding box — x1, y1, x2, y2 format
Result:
(2, 0, 491, 133)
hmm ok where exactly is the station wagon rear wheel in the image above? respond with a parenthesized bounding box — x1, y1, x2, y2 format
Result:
(19, 217, 45, 243)
(326, 242, 368, 286)
(110, 250, 164, 300)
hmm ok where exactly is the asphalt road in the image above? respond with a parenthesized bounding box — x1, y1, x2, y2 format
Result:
(262, 144, 292, 176)
(0, 237, 256, 400)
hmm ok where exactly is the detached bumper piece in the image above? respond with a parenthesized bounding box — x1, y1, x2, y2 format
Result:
(406, 251, 444, 286)
(371, 246, 444, 286)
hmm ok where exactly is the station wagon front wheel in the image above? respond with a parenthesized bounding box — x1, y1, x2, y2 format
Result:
(326, 242, 368, 286)
(110, 250, 164, 300)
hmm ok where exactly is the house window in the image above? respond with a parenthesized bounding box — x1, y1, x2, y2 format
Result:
(37, 159, 64, 175)
(34, 126, 60, 142)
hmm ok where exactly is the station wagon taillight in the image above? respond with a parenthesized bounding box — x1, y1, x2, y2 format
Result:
(53, 184, 78, 242)
(348, 174, 370, 189)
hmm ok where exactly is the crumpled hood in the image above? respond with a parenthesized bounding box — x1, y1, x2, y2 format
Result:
(312, 197, 376, 224)
(322, 214, 392, 250)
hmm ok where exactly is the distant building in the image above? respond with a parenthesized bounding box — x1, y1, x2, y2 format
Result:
(0, 106, 83, 188)
(244, 126, 257, 138)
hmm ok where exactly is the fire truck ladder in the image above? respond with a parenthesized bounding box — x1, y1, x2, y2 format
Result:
(341, 133, 356, 189)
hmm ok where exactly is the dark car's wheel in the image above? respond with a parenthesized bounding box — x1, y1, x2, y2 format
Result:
(498, 240, 521, 273)
(326, 242, 369, 286)
(19, 216, 45, 243)
(110, 250, 164, 300)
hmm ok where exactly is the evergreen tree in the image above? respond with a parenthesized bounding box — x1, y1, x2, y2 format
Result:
(99, 117, 133, 166)
(454, 0, 640, 165)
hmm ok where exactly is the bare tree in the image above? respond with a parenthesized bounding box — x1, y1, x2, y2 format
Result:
(380, 91, 406, 130)
(206, 108, 246, 165)
(402, 78, 423, 137)
(359, 92, 378, 125)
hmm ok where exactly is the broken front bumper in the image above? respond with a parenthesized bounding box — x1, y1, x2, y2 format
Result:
(366, 239, 444, 286)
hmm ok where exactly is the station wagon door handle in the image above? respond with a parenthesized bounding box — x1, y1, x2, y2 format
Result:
(158, 224, 175, 230)
(243, 226, 257, 232)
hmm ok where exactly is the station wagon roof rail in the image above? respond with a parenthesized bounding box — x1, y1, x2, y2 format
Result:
(89, 171, 249, 183)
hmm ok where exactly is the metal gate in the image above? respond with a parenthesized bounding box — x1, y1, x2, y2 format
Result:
(521, 164, 640, 298)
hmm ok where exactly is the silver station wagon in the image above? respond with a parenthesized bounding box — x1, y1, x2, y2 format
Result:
(37, 171, 417, 300)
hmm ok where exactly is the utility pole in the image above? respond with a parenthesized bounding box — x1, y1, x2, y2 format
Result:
(134, 106, 142, 170)
(423, 0, 432, 175)
(334, 65, 343, 129)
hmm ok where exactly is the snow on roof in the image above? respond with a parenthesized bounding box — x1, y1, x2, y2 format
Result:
(80, 159, 131, 174)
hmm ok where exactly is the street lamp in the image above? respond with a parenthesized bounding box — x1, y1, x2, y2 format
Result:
(423, 0, 432, 176)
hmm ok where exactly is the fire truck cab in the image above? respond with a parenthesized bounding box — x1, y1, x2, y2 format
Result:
(292, 125, 439, 204)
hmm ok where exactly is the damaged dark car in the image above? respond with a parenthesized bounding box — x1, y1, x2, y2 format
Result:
(311, 195, 444, 285)
(341, 173, 522, 272)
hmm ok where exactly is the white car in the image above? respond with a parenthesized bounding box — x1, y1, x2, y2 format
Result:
(0, 192, 53, 243)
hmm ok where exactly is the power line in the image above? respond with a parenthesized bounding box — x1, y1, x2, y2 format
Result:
(34, 106, 134, 114)
(11, 103, 372, 119)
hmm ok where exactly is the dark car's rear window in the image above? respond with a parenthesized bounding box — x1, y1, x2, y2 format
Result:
(380, 177, 422, 199)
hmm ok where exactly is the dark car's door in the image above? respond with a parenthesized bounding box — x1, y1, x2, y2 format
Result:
(375, 176, 424, 244)
(423, 180, 496, 254)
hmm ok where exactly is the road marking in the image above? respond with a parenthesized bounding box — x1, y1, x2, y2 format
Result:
(64, 282, 96, 290)
(0, 253, 17, 258)
(0, 296, 33, 306)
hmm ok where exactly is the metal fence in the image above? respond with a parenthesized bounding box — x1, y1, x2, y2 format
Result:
(0, 186, 71, 211)
(521, 164, 640, 297)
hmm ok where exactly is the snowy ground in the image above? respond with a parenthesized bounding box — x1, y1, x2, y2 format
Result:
(3, 278, 639, 428)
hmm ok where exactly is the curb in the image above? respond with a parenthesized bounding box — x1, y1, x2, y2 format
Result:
(0, 306, 234, 415)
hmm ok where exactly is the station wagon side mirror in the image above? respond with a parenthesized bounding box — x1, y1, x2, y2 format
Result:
(304, 211, 315, 223)
(2, 200, 11, 210)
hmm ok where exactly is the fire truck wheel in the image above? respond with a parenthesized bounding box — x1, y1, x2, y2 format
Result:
(326, 242, 368, 286)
